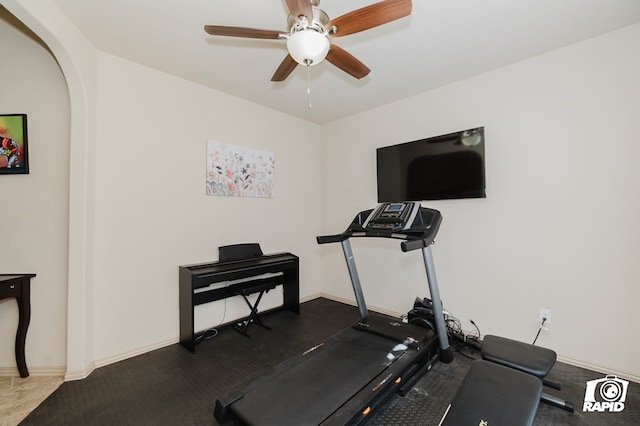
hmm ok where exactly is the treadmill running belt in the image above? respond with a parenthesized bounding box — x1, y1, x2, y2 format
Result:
(231, 329, 408, 425)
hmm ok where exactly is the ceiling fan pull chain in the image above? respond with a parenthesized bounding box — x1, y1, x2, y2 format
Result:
(306, 63, 313, 109)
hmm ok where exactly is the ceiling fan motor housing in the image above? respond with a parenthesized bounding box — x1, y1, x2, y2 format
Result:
(286, 6, 330, 32)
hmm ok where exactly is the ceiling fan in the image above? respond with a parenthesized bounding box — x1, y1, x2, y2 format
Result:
(204, 0, 412, 82)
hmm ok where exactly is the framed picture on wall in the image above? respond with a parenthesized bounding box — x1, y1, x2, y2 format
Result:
(206, 140, 275, 198)
(0, 113, 29, 175)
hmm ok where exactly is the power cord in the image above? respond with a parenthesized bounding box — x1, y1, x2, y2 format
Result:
(409, 302, 483, 357)
(194, 297, 229, 343)
(532, 317, 547, 345)
(195, 328, 219, 341)
(445, 313, 483, 358)
(469, 319, 481, 341)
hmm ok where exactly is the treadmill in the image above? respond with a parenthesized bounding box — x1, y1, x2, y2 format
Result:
(214, 202, 453, 425)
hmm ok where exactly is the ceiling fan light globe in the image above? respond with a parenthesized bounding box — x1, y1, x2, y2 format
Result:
(287, 30, 330, 66)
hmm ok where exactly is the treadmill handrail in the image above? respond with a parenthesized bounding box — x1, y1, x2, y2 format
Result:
(318, 231, 434, 252)
(316, 206, 441, 251)
(316, 233, 351, 244)
(401, 238, 430, 252)
(316, 205, 453, 363)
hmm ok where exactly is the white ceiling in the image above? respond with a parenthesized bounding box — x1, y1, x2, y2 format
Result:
(53, 0, 640, 124)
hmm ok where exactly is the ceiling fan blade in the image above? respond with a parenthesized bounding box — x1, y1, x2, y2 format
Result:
(204, 25, 285, 40)
(326, 45, 371, 79)
(285, 0, 314, 22)
(271, 55, 299, 82)
(324, 0, 412, 37)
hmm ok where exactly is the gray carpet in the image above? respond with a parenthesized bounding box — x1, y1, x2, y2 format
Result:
(21, 298, 640, 425)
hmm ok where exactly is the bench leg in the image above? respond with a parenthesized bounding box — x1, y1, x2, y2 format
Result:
(543, 378, 562, 391)
(541, 392, 575, 412)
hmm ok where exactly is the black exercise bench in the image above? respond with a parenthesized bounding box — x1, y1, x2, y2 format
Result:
(481, 335, 574, 412)
(440, 360, 543, 426)
(441, 335, 574, 425)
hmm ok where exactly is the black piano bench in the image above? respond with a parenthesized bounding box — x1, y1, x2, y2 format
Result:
(233, 282, 277, 337)
(481, 334, 575, 412)
(440, 360, 543, 426)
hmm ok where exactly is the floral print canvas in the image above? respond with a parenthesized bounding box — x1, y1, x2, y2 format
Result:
(206, 141, 275, 198)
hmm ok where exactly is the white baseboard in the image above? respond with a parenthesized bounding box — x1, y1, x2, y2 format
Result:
(64, 365, 94, 381)
(314, 295, 640, 384)
(557, 355, 640, 384)
(94, 337, 179, 370)
(0, 366, 65, 377)
(21, 296, 639, 386)
(64, 337, 179, 381)
(317, 293, 404, 318)
(300, 292, 323, 303)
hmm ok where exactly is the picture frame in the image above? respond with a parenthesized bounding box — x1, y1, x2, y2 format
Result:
(0, 113, 29, 175)
(206, 140, 275, 198)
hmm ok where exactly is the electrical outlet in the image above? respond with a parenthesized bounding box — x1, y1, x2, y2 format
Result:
(540, 308, 551, 331)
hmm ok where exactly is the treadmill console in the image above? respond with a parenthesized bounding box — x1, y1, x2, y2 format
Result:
(363, 202, 421, 232)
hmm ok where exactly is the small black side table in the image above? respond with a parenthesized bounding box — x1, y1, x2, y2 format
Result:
(0, 274, 36, 378)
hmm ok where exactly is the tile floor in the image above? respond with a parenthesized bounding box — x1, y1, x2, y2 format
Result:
(0, 376, 63, 426)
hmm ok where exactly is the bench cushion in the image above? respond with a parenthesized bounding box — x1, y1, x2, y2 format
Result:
(481, 335, 556, 379)
(440, 360, 543, 426)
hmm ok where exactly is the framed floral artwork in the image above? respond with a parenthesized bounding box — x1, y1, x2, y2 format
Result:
(206, 141, 274, 198)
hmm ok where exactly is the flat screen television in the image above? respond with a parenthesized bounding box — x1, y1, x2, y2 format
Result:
(376, 127, 485, 202)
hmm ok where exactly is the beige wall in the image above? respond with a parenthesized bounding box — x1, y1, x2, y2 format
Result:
(3, 0, 101, 379)
(3, 0, 640, 383)
(91, 52, 323, 363)
(2, 0, 322, 377)
(0, 6, 69, 374)
(321, 24, 640, 380)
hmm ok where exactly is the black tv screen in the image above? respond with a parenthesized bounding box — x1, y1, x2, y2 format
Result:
(377, 127, 486, 202)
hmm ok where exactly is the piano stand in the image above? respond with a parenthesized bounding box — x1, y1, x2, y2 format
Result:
(179, 249, 299, 353)
(233, 282, 276, 337)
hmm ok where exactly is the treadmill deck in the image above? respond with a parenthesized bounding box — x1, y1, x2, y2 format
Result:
(216, 316, 438, 425)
